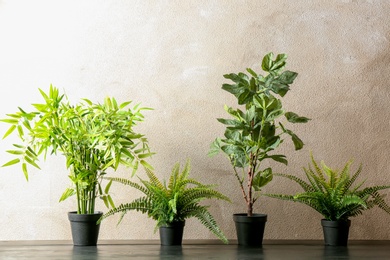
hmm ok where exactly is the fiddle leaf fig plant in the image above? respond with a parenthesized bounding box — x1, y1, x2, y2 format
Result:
(209, 52, 310, 216)
(1, 85, 154, 214)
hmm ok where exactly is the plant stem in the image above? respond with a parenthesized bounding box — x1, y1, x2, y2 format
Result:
(233, 167, 248, 204)
(76, 182, 81, 214)
(89, 183, 96, 214)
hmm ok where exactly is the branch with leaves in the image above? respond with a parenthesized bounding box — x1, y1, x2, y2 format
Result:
(209, 52, 310, 216)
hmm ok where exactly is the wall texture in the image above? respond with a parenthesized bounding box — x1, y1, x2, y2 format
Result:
(0, 0, 390, 241)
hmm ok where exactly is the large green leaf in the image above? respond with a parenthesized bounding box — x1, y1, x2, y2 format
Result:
(285, 112, 311, 123)
(252, 168, 273, 191)
(278, 70, 298, 84)
(261, 52, 273, 72)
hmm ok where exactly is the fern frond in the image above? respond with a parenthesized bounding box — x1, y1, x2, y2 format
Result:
(293, 192, 327, 215)
(168, 162, 181, 191)
(321, 160, 339, 188)
(366, 191, 390, 214)
(105, 177, 150, 196)
(262, 193, 295, 201)
(344, 163, 362, 191)
(98, 197, 153, 224)
(304, 167, 326, 193)
(309, 153, 326, 182)
(178, 159, 191, 183)
(274, 173, 315, 192)
(145, 168, 165, 191)
(186, 206, 228, 244)
(176, 178, 214, 190)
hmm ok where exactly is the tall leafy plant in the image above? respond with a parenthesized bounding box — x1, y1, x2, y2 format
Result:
(209, 52, 310, 216)
(1, 85, 154, 214)
(98, 160, 230, 243)
(265, 154, 390, 221)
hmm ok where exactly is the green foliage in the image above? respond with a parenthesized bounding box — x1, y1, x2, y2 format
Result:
(98, 160, 230, 244)
(265, 154, 390, 221)
(1, 85, 154, 214)
(209, 52, 309, 215)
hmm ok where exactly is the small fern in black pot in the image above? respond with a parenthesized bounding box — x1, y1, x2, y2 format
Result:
(99, 160, 230, 245)
(265, 153, 390, 245)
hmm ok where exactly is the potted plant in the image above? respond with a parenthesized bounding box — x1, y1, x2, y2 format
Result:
(98, 160, 230, 245)
(265, 153, 390, 246)
(208, 52, 310, 246)
(1, 85, 154, 246)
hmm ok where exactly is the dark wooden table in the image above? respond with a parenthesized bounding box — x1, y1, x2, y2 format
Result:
(0, 240, 389, 259)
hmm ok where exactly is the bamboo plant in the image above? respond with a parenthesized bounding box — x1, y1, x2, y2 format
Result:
(209, 52, 310, 216)
(1, 85, 154, 214)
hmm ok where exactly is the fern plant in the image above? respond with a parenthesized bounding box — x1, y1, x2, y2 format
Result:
(98, 160, 231, 243)
(265, 154, 390, 221)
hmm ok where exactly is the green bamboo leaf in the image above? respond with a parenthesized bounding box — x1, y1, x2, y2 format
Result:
(111, 98, 118, 110)
(59, 188, 75, 202)
(2, 158, 21, 167)
(6, 150, 24, 155)
(130, 161, 139, 176)
(107, 195, 115, 208)
(22, 119, 32, 130)
(140, 160, 154, 170)
(31, 103, 48, 112)
(38, 88, 49, 101)
(101, 196, 109, 208)
(104, 97, 112, 109)
(102, 159, 115, 170)
(22, 163, 28, 181)
(119, 101, 132, 109)
(26, 146, 38, 157)
(105, 179, 113, 194)
(4, 113, 22, 119)
(138, 153, 153, 159)
(17, 125, 24, 137)
(0, 118, 19, 124)
(24, 156, 41, 169)
(81, 98, 93, 106)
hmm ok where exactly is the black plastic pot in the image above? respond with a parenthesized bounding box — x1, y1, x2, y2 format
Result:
(68, 211, 103, 246)
(233, 213, 267, 247)
(321, 219, 351, 246)
(159, 221, 185, 246)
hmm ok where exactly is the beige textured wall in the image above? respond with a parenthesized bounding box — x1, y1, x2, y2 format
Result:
(0, 0, 390, 241)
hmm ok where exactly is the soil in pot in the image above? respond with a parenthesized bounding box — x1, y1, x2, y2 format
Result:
(159, 221, 185, 246)
(233, 213, 267, 247)
(68, 211, 103, 246)
(321, 219, 351, 246)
